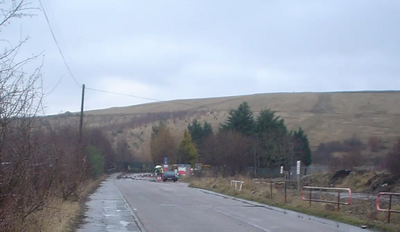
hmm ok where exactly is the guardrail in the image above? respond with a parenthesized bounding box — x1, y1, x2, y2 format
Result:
(376, 192, 400, 223)
(301, 186, 352, 212)
(230, 180, 244, 191)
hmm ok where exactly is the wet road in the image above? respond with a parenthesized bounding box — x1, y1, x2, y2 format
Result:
(76, 174, 142, 232)
(114, 179, 371, 232)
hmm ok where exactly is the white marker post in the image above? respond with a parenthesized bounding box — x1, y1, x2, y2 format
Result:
(280, 166, 283, 174)
(297, 160, 301, 191)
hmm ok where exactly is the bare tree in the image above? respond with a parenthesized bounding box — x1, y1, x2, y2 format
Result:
(0, 3, 119, 230)
(208, 130, 251, 177)
(0, 0, 42, 151)
(0, 1, 46, 230)
(386, 139, 400, 179)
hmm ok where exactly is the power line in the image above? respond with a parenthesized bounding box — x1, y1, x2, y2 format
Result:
(85, 87, 161, 102)
(37, 1, 183, 106)
(37, 1, 194, 107)
(85, 87, 192, 106)
(36, 1, 201, 108)
(38, 0, 80, 87)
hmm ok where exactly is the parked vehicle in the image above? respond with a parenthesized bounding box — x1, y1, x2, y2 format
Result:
(162, 171, 178, 182)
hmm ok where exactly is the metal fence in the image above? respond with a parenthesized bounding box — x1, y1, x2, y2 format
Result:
(248, 165, 330, 179)
(301, 186, 352, 212)
(376, 192, 400, 223)
(118, 162, 155, 173)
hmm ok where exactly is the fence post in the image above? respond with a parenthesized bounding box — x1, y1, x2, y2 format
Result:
(270, 179, 273, 200)
(337, 190, 341, 212)
(309, 189, 312, 207)
(388, 195, 392, 223)
(284, 181, 287, 203)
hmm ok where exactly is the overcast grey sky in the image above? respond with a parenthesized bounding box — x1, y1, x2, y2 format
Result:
(3, 0, 400, 115)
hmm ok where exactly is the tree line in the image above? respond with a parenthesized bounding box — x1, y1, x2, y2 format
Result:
(150, 102, 312, 177)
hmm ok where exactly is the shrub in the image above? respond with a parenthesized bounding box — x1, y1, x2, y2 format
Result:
(386, 139, 400, 179)
(368, 136, 382, 152)
(86, 146, 105, 179)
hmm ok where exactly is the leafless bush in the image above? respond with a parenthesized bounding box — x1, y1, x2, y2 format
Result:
(0, 122, 49, 229)
(0, 121, 85, 229)
(314, 135, 365, 165)
(0, 1, 46, 229)
(0, 118, 119, 230)
(368, 136, 382, 152)
(0, 1, 122, 230)
(0, 1, 97, 230)
(203, 131, 251, 176)
(386, 139, 400, 179)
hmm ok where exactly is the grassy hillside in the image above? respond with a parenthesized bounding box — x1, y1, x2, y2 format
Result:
(48, 91, 400, 162)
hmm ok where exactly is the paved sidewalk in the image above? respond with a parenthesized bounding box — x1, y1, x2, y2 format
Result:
(76, 174, 144, 232)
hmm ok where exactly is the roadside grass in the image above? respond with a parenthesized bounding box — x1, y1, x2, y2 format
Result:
(188, 176, 400, 232)
(17, 175, 106, 232)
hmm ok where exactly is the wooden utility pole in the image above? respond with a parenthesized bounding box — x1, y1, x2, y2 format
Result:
(79, 84, 85, 141)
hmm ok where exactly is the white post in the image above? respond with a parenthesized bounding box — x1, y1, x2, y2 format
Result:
(297, 160, 301, 191)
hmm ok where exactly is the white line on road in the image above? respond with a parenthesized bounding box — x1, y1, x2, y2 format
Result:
(211, 207, 272, 232)
(113, 180, 147, 232)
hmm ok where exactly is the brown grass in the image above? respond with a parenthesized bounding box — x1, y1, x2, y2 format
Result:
(45, 91, 400, 161)
(189, 176, 400, 232)
(19, 198, 80, 232)
(335, 172, 376, 192)
(16, 175, 106, 232)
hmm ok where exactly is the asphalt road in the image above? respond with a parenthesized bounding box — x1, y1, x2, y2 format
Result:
(114, 179, 371, 232)
(76, 174, 141, 232)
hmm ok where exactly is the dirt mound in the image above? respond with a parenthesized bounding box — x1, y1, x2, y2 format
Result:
(366, 172, 396, 193)
(303, 170, 399, 193)
(329, 169, 352, 185)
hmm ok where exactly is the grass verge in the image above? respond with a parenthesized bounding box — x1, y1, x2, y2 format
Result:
(188, 176, 400, 232)
(18, 175, 107, 232)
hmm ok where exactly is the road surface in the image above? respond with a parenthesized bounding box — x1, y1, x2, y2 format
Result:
(76, 174, 142, 232)
(114, 178, 370, 232)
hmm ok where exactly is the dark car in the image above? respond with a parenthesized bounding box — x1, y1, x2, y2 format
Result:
(162, 171, 178, 182)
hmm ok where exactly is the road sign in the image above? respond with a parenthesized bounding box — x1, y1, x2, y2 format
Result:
(164, 157, 167, 164)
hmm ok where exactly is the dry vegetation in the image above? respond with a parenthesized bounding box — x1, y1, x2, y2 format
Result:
(0, 117, 112, 231)
(188, 176, 400, 232)
(17, 176, 105, 232)
(47, 91, 400, 162)
(0, 2, 119, 231)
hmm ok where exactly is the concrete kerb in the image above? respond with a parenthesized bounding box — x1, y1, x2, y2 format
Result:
(197, 189, 373, 232)
(112, 179, 147, 232)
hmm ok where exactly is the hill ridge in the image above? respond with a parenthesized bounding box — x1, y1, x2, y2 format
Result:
(47, 91, 400, 161)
